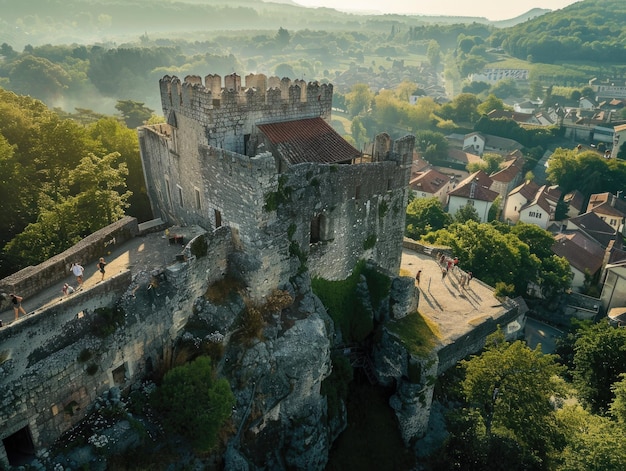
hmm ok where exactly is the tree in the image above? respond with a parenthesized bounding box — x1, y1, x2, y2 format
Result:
(115, 100, 154, 129)
(461, 331, 565, 466)
(426, 40, 441, 69)
(488, 195, 501, 222)
(275, 27, 291, 48)
(86, 117, 152, 222)
(477, 94, 505, 116)
(572, 321, 626, 414)
(454, 203, 481, 223)
(489, 78, 519, 99)
(557, 404, 626, 471)
(405, 197, 452, 240)
(8, 55, 72, 103)
(350, 117, 367, 150)
(422, 220, 542, 295)
(467, 152, 504, 175)
(3, 152, 131, 267)
(345, 83, 374, 117)
(152, 356, 234, 453)
(610, 374, 626, 423)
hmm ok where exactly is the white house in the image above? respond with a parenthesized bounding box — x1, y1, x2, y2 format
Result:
(409, 168, 453, 206)
(447, 171, 498, 222)
(463, 132, 485, 156)
(504, 182, 561, 229)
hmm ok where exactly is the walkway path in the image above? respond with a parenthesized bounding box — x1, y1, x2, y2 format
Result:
(1, 226, 204, 327)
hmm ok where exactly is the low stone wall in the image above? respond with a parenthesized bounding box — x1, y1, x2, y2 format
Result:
(435, 297, 521, 374)
(402, 238, 451, 257)
(0, 217, 139, 308)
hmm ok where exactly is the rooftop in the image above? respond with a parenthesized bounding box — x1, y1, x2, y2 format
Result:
(257, 117, 360, 165)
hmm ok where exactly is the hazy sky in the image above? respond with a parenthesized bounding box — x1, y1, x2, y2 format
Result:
(294, 0, 580, 21)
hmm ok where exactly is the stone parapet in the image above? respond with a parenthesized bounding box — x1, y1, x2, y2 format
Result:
(0, 217, 138, 308)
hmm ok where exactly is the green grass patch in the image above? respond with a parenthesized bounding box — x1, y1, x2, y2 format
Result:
(312, 260, 380, 343)
(386, 310, 441, 358)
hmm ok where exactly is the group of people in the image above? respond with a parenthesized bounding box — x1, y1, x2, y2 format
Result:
(3, 257, 108, 325)
(433, 252, 472, 288)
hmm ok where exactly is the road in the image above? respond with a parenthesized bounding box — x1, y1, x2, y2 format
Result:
(524, 316, 564, 354)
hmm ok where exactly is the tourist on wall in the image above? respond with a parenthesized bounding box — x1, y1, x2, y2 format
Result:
(10, 293, 27, 320)
(71, 262, 84, 287)
(62, 283, 75, 296)
(97, 257, 107, 281)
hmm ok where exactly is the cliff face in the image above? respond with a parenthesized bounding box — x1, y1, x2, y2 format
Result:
(216, 275, 340, 470)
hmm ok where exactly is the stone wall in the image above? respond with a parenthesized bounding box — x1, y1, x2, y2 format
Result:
(435, 296, 522, 374)
(0, 228, 235, 468)
(0, 217, 139, 308)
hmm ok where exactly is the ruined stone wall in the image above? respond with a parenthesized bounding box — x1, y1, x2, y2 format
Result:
(0, 217, 138, 307)
(139, 116, 288, 299)
(280, 157, 411, 280)
(0, 229, 235, 468)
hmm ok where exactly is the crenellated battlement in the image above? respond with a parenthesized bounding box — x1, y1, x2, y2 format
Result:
(159, 72, 333, 122)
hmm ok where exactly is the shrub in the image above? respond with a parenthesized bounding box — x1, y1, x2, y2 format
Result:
(151, 356, 234, 453)
(363, 234, 377, 250)
(494, 281, 515, 299)
(190, 235, 208, 258)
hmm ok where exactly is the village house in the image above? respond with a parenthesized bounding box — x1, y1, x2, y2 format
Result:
(504, 181, 561, 229)
(586, 191, 626, 234)
(447, 170, 498, 222)
(488, 152, 525, 207)
(562, 212, 618, 249)
(552, 231, 605, 289)
(409, 168, 453, 206)
(563, 189, 585, 218)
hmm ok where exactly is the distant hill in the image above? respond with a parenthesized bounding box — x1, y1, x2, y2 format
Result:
(492, 8, 551, 28)
(489, 0, 626, 64)
(0, 0, 545, 48)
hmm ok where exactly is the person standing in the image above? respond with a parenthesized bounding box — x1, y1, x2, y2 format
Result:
(415, 270, 422, 286)
(71, 262, 84, 287)
(97, 257, 107, 281)
(10, 293, 27, 320)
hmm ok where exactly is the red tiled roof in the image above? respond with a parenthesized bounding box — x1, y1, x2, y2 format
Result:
(490, 156, 524, 183)
(449, 171, 498, 202)
(257, 117, 361, 165)
(410, 168, 450, 194)
(589, 201, 626, 218)
(509, 180, 540, 200)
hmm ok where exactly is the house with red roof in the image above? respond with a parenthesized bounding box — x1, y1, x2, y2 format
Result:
(552, 231, 605, 289)
(447, 170, 498, 222)
(586, 191, 626, 234)
(488, 152, 525, 206)
(409, 168, 453, 206)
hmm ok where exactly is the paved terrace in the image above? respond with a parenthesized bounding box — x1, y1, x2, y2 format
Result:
(400, 248, 513, 346)
(0, 226, 205, 327)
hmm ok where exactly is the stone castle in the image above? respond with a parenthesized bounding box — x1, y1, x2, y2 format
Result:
(138, 73, 415, 299)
